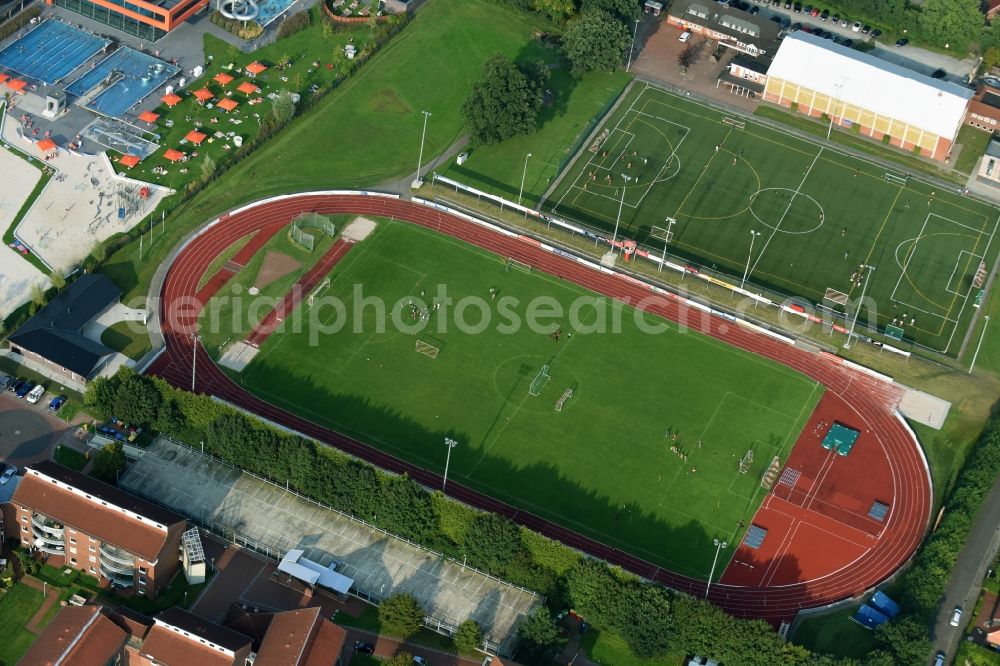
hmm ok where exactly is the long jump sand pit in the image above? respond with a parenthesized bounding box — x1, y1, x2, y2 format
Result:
(342, 216, 377, 242)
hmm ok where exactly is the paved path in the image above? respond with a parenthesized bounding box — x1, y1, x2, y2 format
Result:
(931, 470, 1000, 662)
(378, 135, 470, 198)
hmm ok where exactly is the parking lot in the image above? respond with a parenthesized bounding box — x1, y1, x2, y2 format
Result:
(0, 392, 67, 470)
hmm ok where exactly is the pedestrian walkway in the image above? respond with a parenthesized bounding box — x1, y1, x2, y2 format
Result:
(19, 576, 60, 635)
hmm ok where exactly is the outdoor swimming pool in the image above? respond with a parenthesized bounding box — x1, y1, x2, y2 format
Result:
(256, 0, 299, 27)
(66, 47, 178, 118)
(0, 20, 110, 85)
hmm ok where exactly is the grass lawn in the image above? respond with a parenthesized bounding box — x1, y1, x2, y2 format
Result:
(956, 641, 1000, 665)
(110, 7, 371, 192)
(581, 628, 685, 666)
(99, 0, 551, 305)
(954, 125, 993, 176)
(199, 220, 339, 355)
(547, 84, 1000, 353)
(53, 445, 88, 471)
(790, 606, 877, 659)
(228, 221, 822, 575)
(439, 62, 630, 209)
(0, 584, 46, 664)
(101, 321, 153, 360)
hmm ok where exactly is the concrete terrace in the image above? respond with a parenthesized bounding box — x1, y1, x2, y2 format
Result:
(120, 437, 541, 652)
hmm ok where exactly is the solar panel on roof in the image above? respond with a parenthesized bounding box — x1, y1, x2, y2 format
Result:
(182, 527, 205, 564)
(742, 525, 768, 549)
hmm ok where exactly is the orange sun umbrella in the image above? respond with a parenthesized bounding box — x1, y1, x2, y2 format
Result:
(217, 98, 239, 112)
(237, 81, 259, 95)
(185, 129, 207, 145)
(0, 73, 9, 84)
(213, 72, 234, 86)
(246, 61, 267, 76)
(36, 138, 57, 153)
(8, 79, 27, 92)
(193, 88, 214, 103)
(138, 110, 159, 123)
(162, 93, 182, 107)
(163, 149, 185, 162)
(119, 154, 141, 169)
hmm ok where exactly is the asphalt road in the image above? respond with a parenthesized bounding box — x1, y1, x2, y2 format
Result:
(932, 473, 1000, 664)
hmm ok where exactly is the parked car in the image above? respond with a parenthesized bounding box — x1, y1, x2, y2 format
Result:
(810, 7, 820, 17)
(841, 38, 854, 47)
(840, 17, 849, 27)
(803, 4, 812, 14)
(750, 5, 760, 13)
(851, 21, 861, 31)
(861, 24, 870, 34)
(679, 30, 692, 42)
(931, 69, 946, 79)
(871, 28, 882, 38)
(8, 379, 24, 394)
(26, 384, 45, 404)
(895, 37, 908, 46)
(771, 15, 782, 23)
(784, 0, 791, 7)
(0, 467, 15, 485)
(15, 382, 34, 399)
(737, 0, 750, 10)
(831, 13, 839, 22)
(793, 2, 802, 12)
(933, 651, 945, 666)
(820, 9, 828, 20)
(791, 21, 802, 31)
(413, 657, 429, 666)
(950, 606, 963, 627)
(354, 642, 375, 654)
(48, 395, 67, 412)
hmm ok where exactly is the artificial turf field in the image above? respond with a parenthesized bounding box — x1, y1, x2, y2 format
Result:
(232, 220, 822, 576)
(547, 83, 1000, 353)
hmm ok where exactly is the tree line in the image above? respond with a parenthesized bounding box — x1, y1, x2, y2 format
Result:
(84, 367, 1000, 664)
(460, 0, 633, 146)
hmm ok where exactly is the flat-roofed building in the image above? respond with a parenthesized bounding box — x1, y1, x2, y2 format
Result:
(50, 0, 208, 40)
(4, 461, 186, 598)
(966, 85, 1000, 132)
(763, 32, 973, 161)
(667, 0, 782, 57)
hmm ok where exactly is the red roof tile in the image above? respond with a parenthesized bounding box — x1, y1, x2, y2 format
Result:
(20, 606, 127, 665)
(141, 625, 244, 666)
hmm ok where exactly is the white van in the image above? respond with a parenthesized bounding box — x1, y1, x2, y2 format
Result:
(26, 384, 45, 404)
(679, 30, 693, 42)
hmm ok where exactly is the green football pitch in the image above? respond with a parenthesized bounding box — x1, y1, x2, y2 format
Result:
(232, 221, 822, 576)
(547, 83, 1000, 353)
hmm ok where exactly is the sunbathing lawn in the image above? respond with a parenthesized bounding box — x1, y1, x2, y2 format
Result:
(0, 584, 46, 663)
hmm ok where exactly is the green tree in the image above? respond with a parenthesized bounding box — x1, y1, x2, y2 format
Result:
(516, 607, 564, 664)
(91, 441, 126, 483)
(581, 0, 640, 22)
(30, 283, 45, 307)
(562, 10, 630, 75)
(917, 0, 983, 51)
(382, 653, 413, 666)
(873, 616, 933, 664)
(200, 155, 216, 185)
(984, 46, 1000, 71)
(533, 0, 574, 21)
(378, 593, 424, 639)
(84, 374, 121, 416)
(272, 91, 297, 125)
(463, 513, 523, 574)
(453, 619, 482, 654)
(113, 372, 162, 426)
(49, 271, 65, 290)
(461, 54, 544, 145)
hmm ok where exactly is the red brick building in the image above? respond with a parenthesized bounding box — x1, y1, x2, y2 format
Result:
(966, 85, 1000, 132)
(4, 461, 187, 599)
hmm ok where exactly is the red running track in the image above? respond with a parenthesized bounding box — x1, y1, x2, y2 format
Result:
(147, 193, 931, 623)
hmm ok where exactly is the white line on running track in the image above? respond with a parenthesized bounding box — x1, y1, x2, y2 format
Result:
(747, 148, 823, 281)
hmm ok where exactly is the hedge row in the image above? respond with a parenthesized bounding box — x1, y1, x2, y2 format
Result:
(0, 5, 41, 42)
(86, 368, 859, 665)
(210, 10, 263, 40)
(276, 9, 310, 39)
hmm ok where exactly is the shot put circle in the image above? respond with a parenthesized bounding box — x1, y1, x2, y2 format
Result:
(493, 354, 580, 413)
(748, 188, 825, 235)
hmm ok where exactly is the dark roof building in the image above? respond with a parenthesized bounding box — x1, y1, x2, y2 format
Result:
(967, 85, 1000, 132)
(667, 0, 783, 57)
(8, 274, 121, 384)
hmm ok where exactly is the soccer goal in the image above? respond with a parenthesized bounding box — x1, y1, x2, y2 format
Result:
(505, 258, 531, 274)
(722, 116, 746, 129)
(307, 277, 331, 308)
(883, 171, 908, 185)
(529, 364, 550, 396)
(415, 340, 440, 358)
(555, 388, 573, 411)
(738, 448, 755, 473)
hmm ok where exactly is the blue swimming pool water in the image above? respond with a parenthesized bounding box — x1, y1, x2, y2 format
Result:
(66, 47, 179, 118)
(0, 20, 110, 85)
(256, 0, 298, 27)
